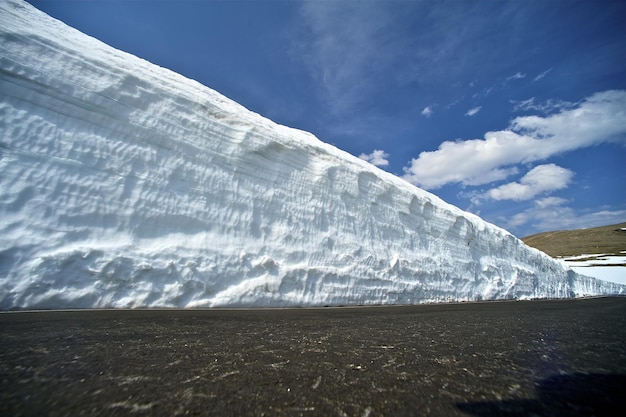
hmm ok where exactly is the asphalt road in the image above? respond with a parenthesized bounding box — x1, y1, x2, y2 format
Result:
(1, 298, 625, 417)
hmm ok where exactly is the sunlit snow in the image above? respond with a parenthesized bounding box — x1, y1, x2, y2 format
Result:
(0, 0, 624, 309)
(563, 254, 626, 285)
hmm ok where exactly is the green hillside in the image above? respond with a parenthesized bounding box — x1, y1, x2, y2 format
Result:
(522, 222, 626, 257)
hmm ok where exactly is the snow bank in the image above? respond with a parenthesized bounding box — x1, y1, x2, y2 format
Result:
(0, 0, 623, 309)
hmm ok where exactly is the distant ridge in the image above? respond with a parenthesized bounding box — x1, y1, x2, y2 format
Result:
(522, 223, 626, 257)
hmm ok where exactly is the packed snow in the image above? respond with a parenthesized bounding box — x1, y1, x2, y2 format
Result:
(0, 0, 623, 309)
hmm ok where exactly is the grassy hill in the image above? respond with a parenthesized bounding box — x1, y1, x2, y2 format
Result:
(522, 222, 626, 257)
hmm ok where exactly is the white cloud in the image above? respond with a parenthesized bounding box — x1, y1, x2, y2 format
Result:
(503, 198, 626, 236)
(511, 97, 535, 112)
(507, 72, 526, 81)
(403, 90, 626, 189)
(421, 106, 433, 117)
(533, 68, 552, 81)
(511, 97, 577, 114)
(465, 106, 482, 116)
(359, 149, 390, 167)
(535, 196, 568, 208)
(485, 164, 574, 201)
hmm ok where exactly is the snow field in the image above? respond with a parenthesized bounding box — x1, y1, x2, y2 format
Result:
(0, 0, 623, 309)
(562, 254, 626, 285)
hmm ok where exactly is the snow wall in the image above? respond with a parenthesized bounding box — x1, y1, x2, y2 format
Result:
(0, 0, 623, 309)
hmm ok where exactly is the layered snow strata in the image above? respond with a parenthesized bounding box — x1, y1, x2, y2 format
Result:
(0, 0, 623, 309)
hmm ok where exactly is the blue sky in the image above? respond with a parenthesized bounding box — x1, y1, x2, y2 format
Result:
(29, 0, 625, 237)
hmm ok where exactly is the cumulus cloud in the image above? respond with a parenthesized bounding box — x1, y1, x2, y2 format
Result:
(359, 149, 390, 167)
(534, 196, 567, 208)
(421, 106, 433, 117)
(465, 106, 482, 116)
(485, 164, 573, 201)
(403, 90, 626, 189)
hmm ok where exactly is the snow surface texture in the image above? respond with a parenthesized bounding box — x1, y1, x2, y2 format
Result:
(0, 0, 624, 309)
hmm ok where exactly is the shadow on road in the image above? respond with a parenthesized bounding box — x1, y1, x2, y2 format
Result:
(457, 373, 626, 417)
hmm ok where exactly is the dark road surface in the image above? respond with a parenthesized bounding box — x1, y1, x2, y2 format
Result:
(1, 298, 625, 417)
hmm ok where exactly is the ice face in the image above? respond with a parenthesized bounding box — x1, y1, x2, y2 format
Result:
(0, 0, 623, 309)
